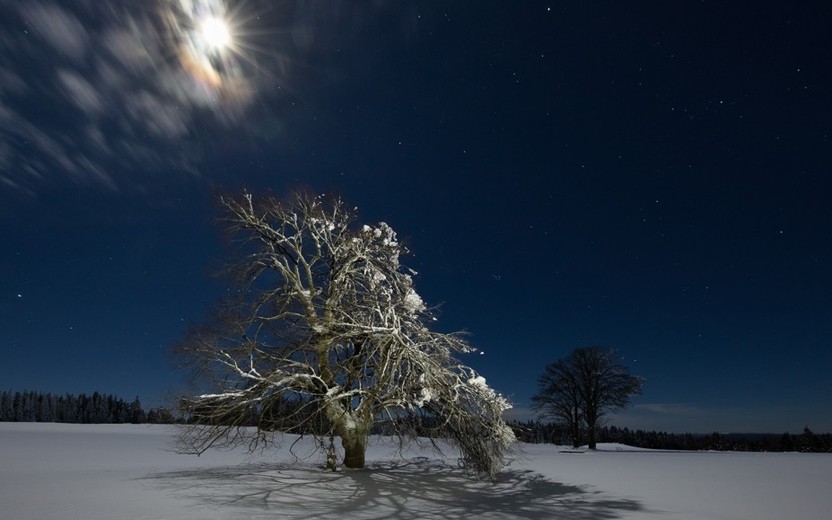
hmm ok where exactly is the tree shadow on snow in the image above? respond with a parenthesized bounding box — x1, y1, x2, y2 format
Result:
(143, 458, 643, 519)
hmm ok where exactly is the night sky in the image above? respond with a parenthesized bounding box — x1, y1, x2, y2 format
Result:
(2, 1, 830, 433)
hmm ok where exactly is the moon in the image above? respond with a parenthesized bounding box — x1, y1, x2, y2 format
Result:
(200, 16, 231, 50)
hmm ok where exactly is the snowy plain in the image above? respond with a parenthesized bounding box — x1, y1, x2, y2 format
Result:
(1, 423, 829, 520)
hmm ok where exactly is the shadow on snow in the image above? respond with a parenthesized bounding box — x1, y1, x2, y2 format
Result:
(143, 457, 643, 519)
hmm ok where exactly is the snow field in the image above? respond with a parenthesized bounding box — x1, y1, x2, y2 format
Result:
(1, 423, 829, 520)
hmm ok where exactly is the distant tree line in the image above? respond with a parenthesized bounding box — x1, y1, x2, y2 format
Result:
(0, 390, 175, 424)
(5, 390, 829, 453)
(509, 420, 832, 453)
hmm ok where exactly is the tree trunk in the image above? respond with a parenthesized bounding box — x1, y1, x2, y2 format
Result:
(570, 422, 581, 448)
(587, 420, 597, 450)
(328, 405, 371, 469)
(341, 429, 368, 469)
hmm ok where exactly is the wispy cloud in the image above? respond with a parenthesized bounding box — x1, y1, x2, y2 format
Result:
(0, 66, 27, 95)
(502, 406, 536, 422)
(57, 69, 106, 114)
(0, 0, 272, 194)
(629, 403, 704, 415)
(607, 402, 832, 434)
(20, 3, 89, 61)
(0, 0, 424, 196)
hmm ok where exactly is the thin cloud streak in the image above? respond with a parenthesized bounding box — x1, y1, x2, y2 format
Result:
(0, 0, 271, 194)
(608, 403, 832, 434)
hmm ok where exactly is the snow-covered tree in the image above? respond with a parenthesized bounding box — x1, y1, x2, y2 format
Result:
(533, 347, 643, 449)
(175, 191, 514, 479)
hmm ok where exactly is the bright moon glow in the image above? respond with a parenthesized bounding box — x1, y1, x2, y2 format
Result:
(201, 17, 231, 49)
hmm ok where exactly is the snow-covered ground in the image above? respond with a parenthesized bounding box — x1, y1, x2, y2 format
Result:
(1, 423, 829, 520)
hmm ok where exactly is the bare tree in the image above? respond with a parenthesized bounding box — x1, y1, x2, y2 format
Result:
(174, 191, 514, 479)
(532, 347, 643, 449)
(531, 360, 583, 448)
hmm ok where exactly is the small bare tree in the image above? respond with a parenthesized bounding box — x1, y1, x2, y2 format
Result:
(175, 191, 514, 479)
(533, 347, 643, 449)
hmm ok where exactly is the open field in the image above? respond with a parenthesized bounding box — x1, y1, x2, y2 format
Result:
(1, 423, 829, 519)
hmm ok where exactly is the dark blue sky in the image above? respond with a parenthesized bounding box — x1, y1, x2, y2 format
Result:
(1, 1, 830, 433)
